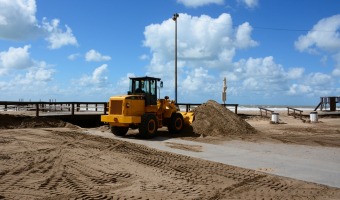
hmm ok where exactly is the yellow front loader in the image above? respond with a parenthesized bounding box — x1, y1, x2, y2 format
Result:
(101, 76, 194, 138)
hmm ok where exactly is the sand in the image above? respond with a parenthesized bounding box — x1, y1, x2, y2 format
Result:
(240, 109, 340, 147)
(1, 105, 340, 199)
(0, 113, 78, 129)
(192, 100, 257, 136)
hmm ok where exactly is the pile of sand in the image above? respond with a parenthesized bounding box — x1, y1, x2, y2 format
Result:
(0, 114, 76, 129)
(191, 100, 257, 136)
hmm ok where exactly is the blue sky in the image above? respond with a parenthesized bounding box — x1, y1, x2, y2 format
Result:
(0, 0, 339, 106)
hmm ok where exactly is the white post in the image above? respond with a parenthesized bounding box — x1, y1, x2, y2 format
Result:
(222, 77, 227, 104)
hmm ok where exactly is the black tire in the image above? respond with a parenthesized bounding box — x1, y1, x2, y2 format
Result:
(168, 112, 184, 134)
(138, 114, 158, 138)
(111, 126, 129, 136)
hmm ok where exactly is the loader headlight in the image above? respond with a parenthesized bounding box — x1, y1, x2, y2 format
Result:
(126, 103, 130, 108)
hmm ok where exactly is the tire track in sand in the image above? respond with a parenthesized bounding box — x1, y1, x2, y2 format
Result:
(0, 129, 339, 199)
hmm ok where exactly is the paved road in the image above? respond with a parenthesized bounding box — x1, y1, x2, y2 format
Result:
(86, 129, 340, 188)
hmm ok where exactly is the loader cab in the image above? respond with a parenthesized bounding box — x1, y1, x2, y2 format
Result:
(128, 76, 161, 105)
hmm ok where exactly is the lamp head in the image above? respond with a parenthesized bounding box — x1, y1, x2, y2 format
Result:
(172, 13, 179, 21)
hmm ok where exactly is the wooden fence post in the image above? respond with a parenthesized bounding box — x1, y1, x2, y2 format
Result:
(104, 103, 107, 114)
(35, 104, 39, 117)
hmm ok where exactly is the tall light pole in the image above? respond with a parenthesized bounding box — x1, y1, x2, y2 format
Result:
(222, 77, 227, 106)
(172, 13, 179, 104)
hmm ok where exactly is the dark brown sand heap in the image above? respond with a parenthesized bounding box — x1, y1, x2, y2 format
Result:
(191, 100, 257, 136)
(0, 114, 71, 129)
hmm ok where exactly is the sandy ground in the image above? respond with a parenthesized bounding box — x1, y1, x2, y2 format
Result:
(87, 129, 340, 188)
(1, 110, 340, 199)
(243, 110, 340, 147)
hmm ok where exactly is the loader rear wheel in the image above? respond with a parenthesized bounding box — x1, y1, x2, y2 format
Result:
(168, 113, 183, 134)
(111, 126, 129, 136)
(139, 114, 158, 138)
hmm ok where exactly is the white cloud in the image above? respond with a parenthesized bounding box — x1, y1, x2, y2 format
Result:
(305, 72, 333, 86)
(235, 22, 258, 48)
(230, 57, 337, 98)
(231, 56, 290, 93)
(182, 67, 213, 91)
(143, 12, 257, 100)
(293, 14, 340, 98)
(333, 52, 340, 66)
(287, 72, 335, 96)
(141, 13, 338, 103)
(79, 64, 109, 86)
(333, 68, 340, 76)
(234, 56, 285, 79)
(0, 59, 55, 98)
(68, 53, 81, 61)
(242, 77, 261, 90)
(115, 73, 136, 94)
(295, 15, 340, 73)
(0, 15, 6, 25)
(66, 65, 116, 100)
(0, 81, 6, 90)
(43, 18, 78, 49)
(28, 62, 54, 82)
(295, 15, 340, 53)
(93, 64, 108, 82)
(144, 13, 257, 73)
(14, 61, 55, 85)
(0, 44, 56, 99)
(225, 56, 334, 100)
(332, 52, 340, 76)
(85, 49, 111, 62)
(178, 67, 220, 102)
(320, 55, 328, 66)
(0, 0, 41, 40)
(238, 0, 258, 8)
(139, 54, 150, 60)
(0, 45, 33, 75)
(287, 84, 312, 95)
(177, 0, 260, 9)
(0, 0, 78, 49)
(286, 68, 304, 79)
(176, 0, 224, 8)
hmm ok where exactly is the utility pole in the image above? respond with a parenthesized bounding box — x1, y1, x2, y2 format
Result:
(172, 13, 179, 103)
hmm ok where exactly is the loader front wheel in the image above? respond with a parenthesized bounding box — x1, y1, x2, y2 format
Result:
(139, 114, 158, 138)
(111, 126, 129, 136)
(168, 113, 183, 134)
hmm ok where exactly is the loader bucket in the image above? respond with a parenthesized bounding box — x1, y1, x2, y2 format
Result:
(181, 112, 195, 125)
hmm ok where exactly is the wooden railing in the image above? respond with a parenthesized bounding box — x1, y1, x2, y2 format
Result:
(0, 101, 107, 117)
(287, 107, 303, 119)
(0, 101, 240, 116)
(177, 103, 239, 114)
(258, 107, 274, 117)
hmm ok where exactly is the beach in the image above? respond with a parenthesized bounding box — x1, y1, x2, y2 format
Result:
(0, 106, 340, 199)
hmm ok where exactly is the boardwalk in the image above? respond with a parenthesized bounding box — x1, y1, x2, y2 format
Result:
(0, 101, 239, 116)
(0, 101, 107, 117)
